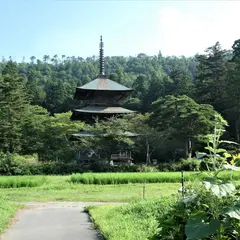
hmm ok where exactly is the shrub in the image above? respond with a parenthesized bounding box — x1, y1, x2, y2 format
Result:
(156, 185, 240, 239)
(157, 162, 182, 171)
(0, 153, 84, 175)
(0, 152, 27, 175)
(180, 158, 201, 171)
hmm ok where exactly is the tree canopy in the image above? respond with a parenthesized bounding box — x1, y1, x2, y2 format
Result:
(0, 39, 240, 163)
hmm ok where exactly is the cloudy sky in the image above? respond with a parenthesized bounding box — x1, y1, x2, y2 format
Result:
(0, 1, 239, 61)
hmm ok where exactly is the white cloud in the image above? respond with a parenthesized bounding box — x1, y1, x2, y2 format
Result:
(156, 2, 240, 56)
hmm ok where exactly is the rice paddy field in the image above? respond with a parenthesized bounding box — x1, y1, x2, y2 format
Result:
(70, 171, 240, 184)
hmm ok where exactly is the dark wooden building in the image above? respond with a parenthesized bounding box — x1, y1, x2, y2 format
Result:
(71, 36, 136, 165)
(71, 36, 135, 123)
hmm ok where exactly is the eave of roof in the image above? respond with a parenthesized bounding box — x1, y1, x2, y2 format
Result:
(77, 76, 132, 91)
(73, 106, 135, 114)
(71, 131, 139, 138)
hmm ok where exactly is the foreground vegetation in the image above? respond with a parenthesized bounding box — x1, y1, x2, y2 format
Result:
(86, 198, 173, 240)
(0, 198, 22, 235)
(87, 127, 240, 239)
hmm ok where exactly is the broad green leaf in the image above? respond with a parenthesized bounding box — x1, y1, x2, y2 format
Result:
(224, 207, 240, 220)
(223, 152, 231, 158)
(234, 159, 240, 167)
(179, 194, 198, 205)
(216, 148, 227, 153)
(205, 146, 215, 153)
(204, 180, 235, 197)
(219, 140, 239, 145)
(185, 212, 220, 239)
(196, 152, 207, 159)
(223, 164, 240, 171)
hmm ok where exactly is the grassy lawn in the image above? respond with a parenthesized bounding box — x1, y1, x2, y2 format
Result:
(0, 198, 22, 235)
(86, 198, 173, 240)
(0, 183, 180, 202)
(0, 175, 180, 202)
(0, 174, 239, 202)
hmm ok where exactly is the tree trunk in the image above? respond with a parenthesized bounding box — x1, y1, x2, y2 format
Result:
(235, 119, 240, 143)
(146, 139, 151, 165)
(185, 138, 192, 159)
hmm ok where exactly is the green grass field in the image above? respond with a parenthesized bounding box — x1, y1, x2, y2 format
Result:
(0, 173, 240, 239)
(0, 172, 239, 202)
(86, 198, 173, 240)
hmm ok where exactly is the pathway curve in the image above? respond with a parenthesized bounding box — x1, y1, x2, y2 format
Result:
(0, 202, 123, 240)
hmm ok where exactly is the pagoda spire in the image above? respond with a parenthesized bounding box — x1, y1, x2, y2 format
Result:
(99, 35, 104, 76)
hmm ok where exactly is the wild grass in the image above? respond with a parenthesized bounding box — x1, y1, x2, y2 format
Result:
(70, 171, 240, 184)
(0, 198, 22, 234)
(86, 198, 174, 240)
(0, 176, 47, 188)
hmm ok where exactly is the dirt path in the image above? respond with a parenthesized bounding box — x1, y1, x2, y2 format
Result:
(0, 202, 122, 240)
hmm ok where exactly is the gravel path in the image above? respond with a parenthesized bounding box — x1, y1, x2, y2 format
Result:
(0, 202, 123, 240)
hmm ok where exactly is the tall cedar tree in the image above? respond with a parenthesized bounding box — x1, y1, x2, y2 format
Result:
(0, 61, 28, 153)
(195, 42, 228, 113)
(225, 39, 240, 142)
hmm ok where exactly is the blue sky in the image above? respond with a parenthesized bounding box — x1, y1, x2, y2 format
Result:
(1, 1, 239, 61)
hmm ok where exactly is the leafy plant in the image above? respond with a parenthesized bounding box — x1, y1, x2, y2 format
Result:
(157, 116, 240, 239)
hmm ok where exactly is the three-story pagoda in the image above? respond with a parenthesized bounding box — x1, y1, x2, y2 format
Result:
(71, 36, 135, 123)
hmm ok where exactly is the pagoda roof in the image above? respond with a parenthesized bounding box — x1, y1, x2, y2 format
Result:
(73, 106, 135, 114)
(71, 130, 139, 138)
(77, 76, 132, 91)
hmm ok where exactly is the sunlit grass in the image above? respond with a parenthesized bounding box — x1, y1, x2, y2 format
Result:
(0, 198, 22, 235)
(70, 171, 240, 184)
(86, 198, 174, 240)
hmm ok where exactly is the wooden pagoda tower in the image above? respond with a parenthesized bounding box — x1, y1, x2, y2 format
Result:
(71, 36, 134, 123)
(70, 36, 136, 165)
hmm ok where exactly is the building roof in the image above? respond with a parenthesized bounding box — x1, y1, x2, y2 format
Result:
(73, 106, 135, 114)
(71, 130, 139, 138)
(77, 76, 132, 91)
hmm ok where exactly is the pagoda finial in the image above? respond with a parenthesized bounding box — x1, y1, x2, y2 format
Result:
(99, 35, 104, 76)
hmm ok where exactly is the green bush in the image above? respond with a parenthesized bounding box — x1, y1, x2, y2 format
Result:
(158, 162, 182, 171)
(158, 159, 201, 172)
(180, 158, 201, 171)
(0, 152, 27, 175)
(156, 185, 240, 239)
(0, 152, 85, 175)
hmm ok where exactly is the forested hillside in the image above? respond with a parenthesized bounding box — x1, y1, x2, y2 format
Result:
(1, 39, 240, 164)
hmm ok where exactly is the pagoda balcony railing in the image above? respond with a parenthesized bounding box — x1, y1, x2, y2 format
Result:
(87, 101, 120, 106)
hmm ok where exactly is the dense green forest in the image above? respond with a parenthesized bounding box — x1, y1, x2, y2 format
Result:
(1, 39, 240, 165)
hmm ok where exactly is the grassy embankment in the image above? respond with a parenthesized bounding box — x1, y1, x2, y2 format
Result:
(86, 198, 173, 240)
(0, 198, 22, 235)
